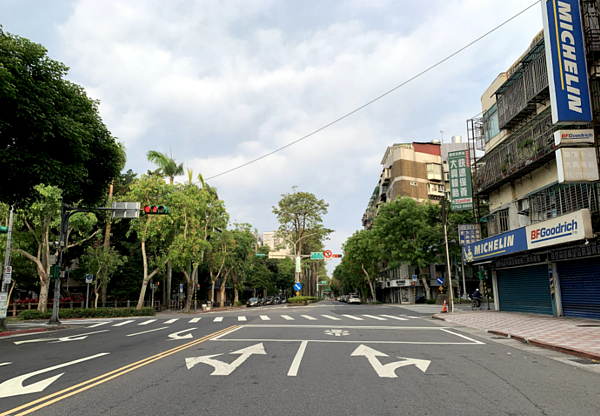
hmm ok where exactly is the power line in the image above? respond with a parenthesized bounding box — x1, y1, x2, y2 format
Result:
(204, 1, 540, 181)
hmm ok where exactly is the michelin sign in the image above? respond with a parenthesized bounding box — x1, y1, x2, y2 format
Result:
(542, 0, 593, 124)
(463, 209, 593, 263)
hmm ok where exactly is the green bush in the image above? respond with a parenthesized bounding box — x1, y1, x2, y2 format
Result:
(371, 301, 383, 305)
(287, 296, 319, 303)
(19, 307, 155, 320)
(236, 301, 243, 307)
(425, 299, 437, 304)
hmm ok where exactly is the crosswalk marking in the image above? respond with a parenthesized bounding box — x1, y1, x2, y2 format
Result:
(321, 315, 341, 321)
(213, 317, 223, 322)
(381, 315, 409, 321)
(260, 315, 270, 321)
(342, 315, 364, 320)
(189, 318, 201, 323)
(301, 315, 317, 321)
(112, 320, 134, 327)
(362, 315, 387, 321)
(164, 319, 179, 324)
(138, 319, 157, 326)
(407, 316, 421, 319)
(238, 316, 247, 321)
(281, 315, 294, 320)
(86, 322, 108, 328)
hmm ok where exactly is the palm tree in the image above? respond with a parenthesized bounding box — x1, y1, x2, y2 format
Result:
(146, 148, 184, 185)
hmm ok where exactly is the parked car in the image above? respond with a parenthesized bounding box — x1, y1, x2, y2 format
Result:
(264, 296, 275, 305)
(280, 297, 287, 304)
(259, 297, 266, 306)
(347, 295, 361, 304)
(274, 296, 281, 304)
(247, 297, 261, 307)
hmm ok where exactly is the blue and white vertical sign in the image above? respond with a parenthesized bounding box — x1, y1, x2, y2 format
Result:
(542, 0, 592, 124)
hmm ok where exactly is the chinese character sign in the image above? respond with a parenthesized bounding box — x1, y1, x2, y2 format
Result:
(448, 150, 473, 211)
(458, 224, 481, 246)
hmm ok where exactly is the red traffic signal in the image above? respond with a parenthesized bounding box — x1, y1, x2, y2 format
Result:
(143, 205, 170, 215)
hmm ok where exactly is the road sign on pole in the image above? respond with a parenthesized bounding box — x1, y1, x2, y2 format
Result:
(412, 275, 418, 280)
(323, 250, 332, 258)
(85, 274, 93, 284)
(3, 266, 12, 285)
(0, 292, 8, 319)
(294, 283, 302, 291)
(437, 277, 444, 285)
(310, 252, 324, 260)
(295, 256, 301, 273)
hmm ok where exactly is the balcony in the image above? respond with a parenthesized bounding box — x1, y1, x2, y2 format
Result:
(473, 107, 556, 195)
(496, 39, 548, 130)
(427, 183, 444, 200)
(382, 168, 392, 183)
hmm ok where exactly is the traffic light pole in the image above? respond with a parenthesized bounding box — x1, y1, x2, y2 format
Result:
(0, 206, 15, 331)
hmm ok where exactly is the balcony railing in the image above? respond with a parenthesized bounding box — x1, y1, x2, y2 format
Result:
(473, 107, 555, 195)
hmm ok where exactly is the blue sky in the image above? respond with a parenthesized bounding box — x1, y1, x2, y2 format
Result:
(2, 0, 543, 272)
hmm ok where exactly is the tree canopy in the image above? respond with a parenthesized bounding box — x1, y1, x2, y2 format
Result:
(0, 27, 124, 206)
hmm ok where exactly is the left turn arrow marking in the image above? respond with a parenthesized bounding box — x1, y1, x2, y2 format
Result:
(168, 328, 197, 340)
(0, 353, 109, 398)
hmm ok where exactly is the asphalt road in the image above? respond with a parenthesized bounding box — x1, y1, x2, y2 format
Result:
(0, 301, 599, 416)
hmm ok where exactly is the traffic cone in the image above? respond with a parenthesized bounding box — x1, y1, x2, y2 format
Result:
(441, 299, 448, 313)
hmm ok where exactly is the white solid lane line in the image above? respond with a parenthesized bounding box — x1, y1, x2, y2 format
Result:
(112, 320, 134, 327)
(238, 316, 247, 321)
(213, 317, 224, 322)
(0, 363, 12, 367)
(126, 327, 168, 337)
(321, 315, 341, 321)
(362, 315, 387, 321)
(164, 319, 179, 324)
(287, 341, 308, 377)
(301, 315, 317, 321)
(381, 315, 409, 321)
(189, 318, 201, 323)
(138, 319, 157, 326)
(281, 315, 294, 320)
(260, 315, 270, 321)
(342, 315, 364, 320)
(86, 322, 109, 328)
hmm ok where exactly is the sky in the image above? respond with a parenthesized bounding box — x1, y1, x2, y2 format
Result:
(2, 0, 543, 273)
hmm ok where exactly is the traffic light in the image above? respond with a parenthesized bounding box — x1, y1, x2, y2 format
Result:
(0, 226, 7, 234)
(143, 205, 170, 215)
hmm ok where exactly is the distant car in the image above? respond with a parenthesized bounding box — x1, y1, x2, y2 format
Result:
(264, 296, 275, 305)
(274, 296, 281, 304)
(347, 295, 361, 304)
(247, 297, 261, 307)
(280, 297, 287, 304)
(259, 297, 266, 306)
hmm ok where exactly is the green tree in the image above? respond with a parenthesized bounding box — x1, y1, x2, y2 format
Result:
(341, 229, 381, 302)
(373, 197, 442, 299)
(147, 149, 185, 185)
(0, 27, 124, 207)
(125, 176, 174, 309)
(229, 224, 257, 304)
(79, 241, 126, 308)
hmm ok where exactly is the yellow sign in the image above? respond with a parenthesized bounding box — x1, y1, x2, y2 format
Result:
(296, 291, 300, 296)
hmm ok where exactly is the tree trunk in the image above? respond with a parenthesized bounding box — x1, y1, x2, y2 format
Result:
(219, 281, 226, 308)
(166, 264, 172, 309)
(419, 266, 432, 299)
(37, 278, 50, 313)
(94, 287, 99, 309)
(211, 281, 215, 303)
(234, 287, 239, 305)
(182, 269, 197, 313)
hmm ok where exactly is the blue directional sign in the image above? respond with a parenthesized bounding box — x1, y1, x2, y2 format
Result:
(412, 275, 418, 280)
(437, 277, 444, 285)
(294, 283, 302, 291)
(85, 274, 93, 284)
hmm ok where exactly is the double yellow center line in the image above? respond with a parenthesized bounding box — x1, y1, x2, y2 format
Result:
(1, 325, 240, 416)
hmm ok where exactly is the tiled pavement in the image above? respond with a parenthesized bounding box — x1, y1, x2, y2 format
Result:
(433, 311, 600, 360)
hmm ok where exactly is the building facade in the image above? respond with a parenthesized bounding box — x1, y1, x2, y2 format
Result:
(464, 0, 600, 319)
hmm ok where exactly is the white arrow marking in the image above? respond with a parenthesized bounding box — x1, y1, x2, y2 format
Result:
(14, 330, 109, 345)
(351, 345, 430, 378)
(185, 343, 266, 375)
(167, 328, 197, 340)
(0, 353, 109, 398)
(0, 363, 12, 367)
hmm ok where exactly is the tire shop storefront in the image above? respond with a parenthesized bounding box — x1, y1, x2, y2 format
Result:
(463, 209, 595, 317)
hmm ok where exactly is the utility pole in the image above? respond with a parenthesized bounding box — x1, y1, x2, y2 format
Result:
(0, 206, 15, 331)
(441, 196, 454, 313)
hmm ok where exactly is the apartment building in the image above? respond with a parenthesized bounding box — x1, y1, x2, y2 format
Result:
(464, 0, 600, 319)
(260, 231, 292, 258)
(362, 142, 445, 303)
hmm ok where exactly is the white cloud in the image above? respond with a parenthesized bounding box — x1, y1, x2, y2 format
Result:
(51, 0, 543, 270)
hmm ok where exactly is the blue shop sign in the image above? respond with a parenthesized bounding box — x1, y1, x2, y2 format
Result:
(463, 228, 528, 263)
(542, 0, 593, 124)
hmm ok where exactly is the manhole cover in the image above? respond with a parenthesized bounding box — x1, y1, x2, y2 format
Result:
(570, 358, 600, 365)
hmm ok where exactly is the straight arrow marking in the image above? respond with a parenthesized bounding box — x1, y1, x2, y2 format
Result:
(0, 353, 109, 398)
(185, 343, 266, 375)
(351, 345, 430, 378)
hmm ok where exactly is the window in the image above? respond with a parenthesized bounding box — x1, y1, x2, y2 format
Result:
(410, 181, 418, 186)
(484, 103, 499, 143)
(426, 163, 442, 181)
(487, 208, 510, 236)
(527, 183, 599, 225)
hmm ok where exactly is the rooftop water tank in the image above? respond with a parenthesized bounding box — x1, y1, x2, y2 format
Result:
(451, 135, 462, 143)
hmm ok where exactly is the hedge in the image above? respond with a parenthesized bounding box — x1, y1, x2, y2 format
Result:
(287, 296, 319, 304)
(19, 307, 156, 320)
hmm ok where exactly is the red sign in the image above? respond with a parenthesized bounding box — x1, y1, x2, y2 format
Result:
(332, 254, 342, 258)
(323, 250, 332, 258)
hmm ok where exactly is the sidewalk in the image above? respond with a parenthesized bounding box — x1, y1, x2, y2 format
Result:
(433, 311, 600, 361)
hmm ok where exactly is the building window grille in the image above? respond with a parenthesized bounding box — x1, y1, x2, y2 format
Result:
(488, 208, 510, 236)
(527, 183, 599, 224)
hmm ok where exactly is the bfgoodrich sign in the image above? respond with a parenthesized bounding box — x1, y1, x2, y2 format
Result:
(463, 209, 593, 262)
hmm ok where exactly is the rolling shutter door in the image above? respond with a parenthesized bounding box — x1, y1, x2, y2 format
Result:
(497, 266, 552, 315)
(558, 260, 600, 320)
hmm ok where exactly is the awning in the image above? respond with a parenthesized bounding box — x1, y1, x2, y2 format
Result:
(524, 181, 558, 198)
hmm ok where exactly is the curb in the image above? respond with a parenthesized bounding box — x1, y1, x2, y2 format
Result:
(0, 328, 47, 337)
(433, 314, 600, 362)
